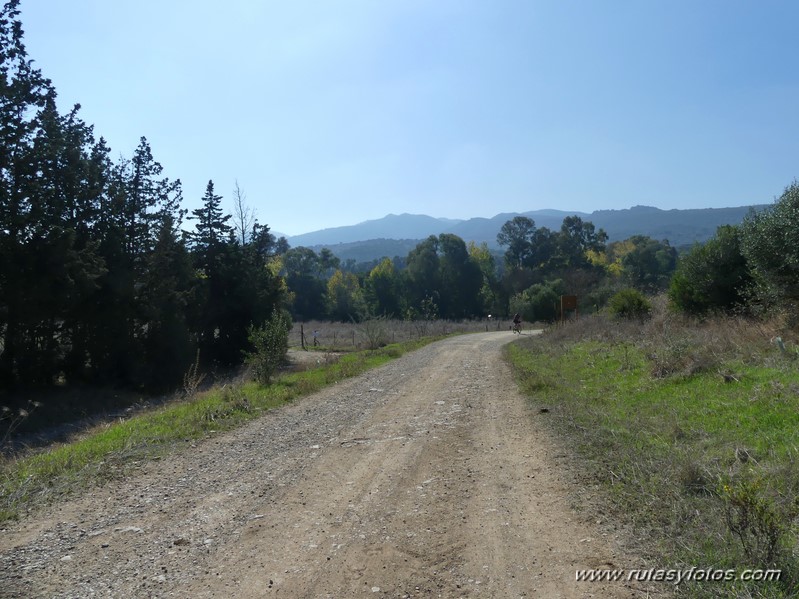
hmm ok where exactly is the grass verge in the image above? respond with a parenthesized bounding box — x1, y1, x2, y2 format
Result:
(0, 337, 436, 523)
(506, 308, 799, 598)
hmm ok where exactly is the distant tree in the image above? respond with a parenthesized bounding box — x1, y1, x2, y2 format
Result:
(468, 241, 501, 315)
(274, 235, 290, 255)
(406, 236, 441, 310)
(619, 236, 677, 290)
(248, 221, 277, 259)
(327, 269, 366, 321)
(318, 247, 341, 277)
(497, 216, 536, 269)
(231, 180, 255, 246)
(528, 227, 558, 271)
(437, 234, 483, 319)
(366, 258, 402, 317)
(554, 216, 608, 269)
(282, 247, 328, 320)
(404, 234, 484, 319)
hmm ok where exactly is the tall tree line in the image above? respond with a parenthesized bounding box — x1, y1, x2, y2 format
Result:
(0, 2, 284, 392)
(278, 221, 677, 323)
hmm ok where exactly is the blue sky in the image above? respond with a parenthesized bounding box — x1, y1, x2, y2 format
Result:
(19, 0, 799, 236)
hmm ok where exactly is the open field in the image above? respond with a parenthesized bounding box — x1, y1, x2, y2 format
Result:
(506, 299, 799, 598)
(289, 317, 523, 351)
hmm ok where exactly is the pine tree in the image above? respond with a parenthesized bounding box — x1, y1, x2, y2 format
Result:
(187, 180, 234, 365)
(140, 214, 196, 389)
(188, 180, 232, 266)
(0, 0, 55, 385)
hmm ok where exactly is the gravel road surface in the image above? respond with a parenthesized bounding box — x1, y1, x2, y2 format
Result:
(1, 332, 650, 598)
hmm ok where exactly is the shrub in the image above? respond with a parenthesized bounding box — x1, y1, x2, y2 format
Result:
(359, 317, 388, 350)
(608, 288, 651, 319)
(669, 225, 752, 315)
(510, 279, 564, 323)
(740, 181, 799, 311)
(245, 309, 292, 384)
(719, 474, 799, 569)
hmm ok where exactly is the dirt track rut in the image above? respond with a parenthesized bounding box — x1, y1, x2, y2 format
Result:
(1, 332, 648, 598)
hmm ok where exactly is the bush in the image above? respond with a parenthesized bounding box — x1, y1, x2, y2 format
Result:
(245, 310, 292, 384)
(740, 180, 799, 312)
(720, 473, 799, 569)
(669, 225, 752, 315)
(359, 317, 388, 350)
(510, 279, 564, 322)
(608, 288, 651, 319)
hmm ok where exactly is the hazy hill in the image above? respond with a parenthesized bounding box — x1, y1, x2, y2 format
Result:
(586, 205, 763, 246)
(288, 213, 462, 246)
(287, 205, 765, 262)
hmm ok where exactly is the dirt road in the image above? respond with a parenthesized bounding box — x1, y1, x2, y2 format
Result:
(1, 332, 649, 598)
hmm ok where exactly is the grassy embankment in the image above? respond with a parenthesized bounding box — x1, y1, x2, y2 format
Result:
(0, 335, 439, 523)
(506, 299, 799, 598)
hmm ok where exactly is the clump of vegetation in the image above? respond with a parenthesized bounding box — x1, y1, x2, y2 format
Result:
(719, 472, 799, 570)
(245, 310, 292, 384)
(510, 279, 564, 323)
(740, 180, 799, 317)
(608, 288, 651, 319)
(669, 225, 751, 315)
(359, 317, 389, 350)
(669, 180, 799, 321)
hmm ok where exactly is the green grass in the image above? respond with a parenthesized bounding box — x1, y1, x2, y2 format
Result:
(0, 338, 435, 523)
(506, 327, 799, 598)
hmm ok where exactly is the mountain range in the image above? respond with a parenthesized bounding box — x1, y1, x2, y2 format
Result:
(286, 205, 766, 263)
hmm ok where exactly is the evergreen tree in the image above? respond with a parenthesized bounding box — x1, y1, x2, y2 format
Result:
(188, 180, 233, 262)
(187, 180, 234, 365)
(0, 3, 284, 392)
(140, 214, 196, 389)
(86, 140, 182, 385)
(0, 0, 56, 386)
